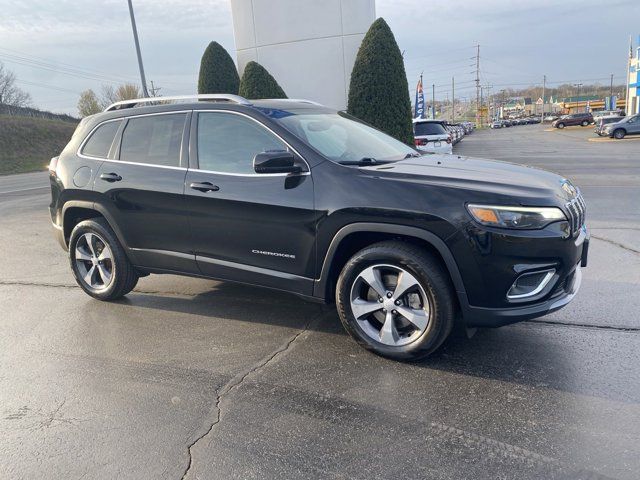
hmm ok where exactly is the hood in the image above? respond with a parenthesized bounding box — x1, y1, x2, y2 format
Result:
(361, 154, 575, 203)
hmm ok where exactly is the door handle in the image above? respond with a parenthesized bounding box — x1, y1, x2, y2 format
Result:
(190, 181, 220, 193)
(100, 172, 122, 182)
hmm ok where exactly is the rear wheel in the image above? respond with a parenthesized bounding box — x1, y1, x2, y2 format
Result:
(336, 241, 455, 361)
(69, 218, 138, 300)
(581, 120, 589, 127)
(613, 129, 626, 139)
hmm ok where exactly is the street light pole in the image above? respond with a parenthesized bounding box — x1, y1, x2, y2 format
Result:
(127, 0, 149, 97)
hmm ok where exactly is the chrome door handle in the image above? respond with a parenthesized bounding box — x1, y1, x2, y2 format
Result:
(190, 181, 219, 193)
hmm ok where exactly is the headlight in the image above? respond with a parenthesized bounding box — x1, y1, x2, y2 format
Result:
(467, 204, 566, 229)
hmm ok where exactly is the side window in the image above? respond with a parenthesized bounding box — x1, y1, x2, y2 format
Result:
(197, 112, 288, 174)
(81, 120, 121, 158)
(120, 113, 186, 167)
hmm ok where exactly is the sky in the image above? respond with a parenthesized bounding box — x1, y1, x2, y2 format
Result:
(0, 0, 637, 115)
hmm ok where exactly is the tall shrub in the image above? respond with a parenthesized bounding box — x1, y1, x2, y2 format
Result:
(347, 18, 413, 144)
(238, 61, 287, 99)
(198, 42, 240, 94)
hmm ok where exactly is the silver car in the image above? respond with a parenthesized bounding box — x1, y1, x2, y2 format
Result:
(604, 115, 640, 139)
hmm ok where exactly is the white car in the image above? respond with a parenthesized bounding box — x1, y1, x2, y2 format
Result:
(413, 119, 453, 154)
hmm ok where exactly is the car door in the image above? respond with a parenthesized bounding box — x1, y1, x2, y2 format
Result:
(184, 110, 316, 295)
(627, 115, 640, 134)
(93, 111, 198, 274)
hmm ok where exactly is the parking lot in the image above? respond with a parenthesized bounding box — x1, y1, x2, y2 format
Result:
(1, 124, 639, 480)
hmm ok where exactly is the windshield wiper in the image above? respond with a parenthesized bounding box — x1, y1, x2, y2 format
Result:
(404, 152, 422, 158)
(338, 157, 382, 166)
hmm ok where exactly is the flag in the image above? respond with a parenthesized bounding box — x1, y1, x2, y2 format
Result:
(414, 75, 426, 119)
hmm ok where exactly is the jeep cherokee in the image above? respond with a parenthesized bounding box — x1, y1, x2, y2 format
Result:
(49, 94, 589, 361)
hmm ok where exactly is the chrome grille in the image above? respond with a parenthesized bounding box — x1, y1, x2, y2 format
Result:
(565, 193, 586, 234)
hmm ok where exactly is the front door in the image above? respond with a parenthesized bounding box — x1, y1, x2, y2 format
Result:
(93, 111, 198, 273)
(184, 110, 316, 295)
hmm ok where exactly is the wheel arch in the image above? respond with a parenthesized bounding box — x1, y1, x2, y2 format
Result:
(314, 223, 468, 309)
(61, 201, 129, 254)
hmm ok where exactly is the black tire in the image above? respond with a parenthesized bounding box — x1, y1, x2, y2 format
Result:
(69, 218, 138, 300)
(581, 120, 589, 127)
(613, 129, 626, 139)
(557, 123, 565, 129)
(336, 241, 455, 361)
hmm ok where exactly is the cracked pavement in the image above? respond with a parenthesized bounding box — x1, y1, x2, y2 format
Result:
(1, 125, 639, 479)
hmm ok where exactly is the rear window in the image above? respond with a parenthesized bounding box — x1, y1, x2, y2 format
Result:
(414, 123, 447, 136)
(81, 120, 121, 158)
(119, 114, 186, 167)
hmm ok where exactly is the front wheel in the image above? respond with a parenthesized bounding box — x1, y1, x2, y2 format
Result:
(557, 123, 565, 129)
(336, 241, 455, 361)
(613, 129, 626, 139)
(69, 218, 139, 300)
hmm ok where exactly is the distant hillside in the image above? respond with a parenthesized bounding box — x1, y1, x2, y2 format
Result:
(0, 115, 78, 175)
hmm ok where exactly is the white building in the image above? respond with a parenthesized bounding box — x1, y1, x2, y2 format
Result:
(229, 0, 376, 110)
(627, 37, 639, 115)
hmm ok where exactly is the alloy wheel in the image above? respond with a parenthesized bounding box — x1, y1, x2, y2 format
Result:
(74, 232, 114, 290)
(349, 264, 432, 347)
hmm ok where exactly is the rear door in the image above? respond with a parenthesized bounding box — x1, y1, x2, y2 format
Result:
(93, 111, 198, 273)
(184, 110, 316, 295)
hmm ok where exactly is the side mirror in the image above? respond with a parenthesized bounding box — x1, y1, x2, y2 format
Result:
(253, 151, 302, 174)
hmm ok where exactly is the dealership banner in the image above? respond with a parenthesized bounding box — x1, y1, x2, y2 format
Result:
(414, 75, 426, 119)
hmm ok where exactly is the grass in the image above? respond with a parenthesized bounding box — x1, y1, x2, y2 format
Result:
(0, 115, 77, 175)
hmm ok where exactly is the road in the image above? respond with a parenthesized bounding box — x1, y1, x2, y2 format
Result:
(1, 125, 638, 479)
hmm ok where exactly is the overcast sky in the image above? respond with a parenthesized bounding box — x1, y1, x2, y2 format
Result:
(0, 0, 636, 115)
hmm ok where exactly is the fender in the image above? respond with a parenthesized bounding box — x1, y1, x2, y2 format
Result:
(60, 200, 139, 264)
(313, 222, 470, 310)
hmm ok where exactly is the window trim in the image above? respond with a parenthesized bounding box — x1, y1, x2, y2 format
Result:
(77, 118, 123, 160)
(190, 109, 310, 177)
(78, 111, 191, 170)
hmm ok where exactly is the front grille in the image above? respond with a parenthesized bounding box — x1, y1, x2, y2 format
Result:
(565, 193, 586, 235)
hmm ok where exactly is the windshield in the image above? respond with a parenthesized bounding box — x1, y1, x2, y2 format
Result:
(274, 112, 418, 164)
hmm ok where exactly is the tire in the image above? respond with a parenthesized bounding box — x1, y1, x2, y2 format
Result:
(581, 120, 589, 127)
(69, 218, 139, 300)
(336, 241, 455, 361)
(557, 123, 565, 129)
(613, 129, 626, 139)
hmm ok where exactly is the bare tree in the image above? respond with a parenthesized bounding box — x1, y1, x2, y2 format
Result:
(0, 61, 32, 107)
(98, 83, 141, 109)
(77, 89, 102, 117)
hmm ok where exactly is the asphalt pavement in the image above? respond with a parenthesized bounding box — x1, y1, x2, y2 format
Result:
(1, 125, 638, 479)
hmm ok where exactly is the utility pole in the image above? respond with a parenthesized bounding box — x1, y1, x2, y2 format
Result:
(127, 0, 149, 97)
(149, 81, 161, 97)
(452, 76, 455, 123)
(432, 83, 435, 119)
(475, 44, 481, 127)
(541, 74, 546, 122)
(610, 74, 614, 97)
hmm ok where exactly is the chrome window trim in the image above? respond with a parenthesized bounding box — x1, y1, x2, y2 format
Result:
(192, 109, 311, 177)
(77, 111, 191, 163)
(507, 269, 555, 300)
(98, 158, 187, 171)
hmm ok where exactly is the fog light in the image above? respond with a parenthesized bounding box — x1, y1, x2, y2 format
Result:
(507, 269, 555, 300)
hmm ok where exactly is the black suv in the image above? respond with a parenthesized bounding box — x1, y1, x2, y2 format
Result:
(49, 95, 589, 361)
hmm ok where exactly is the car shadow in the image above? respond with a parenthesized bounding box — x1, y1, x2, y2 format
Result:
(112, 280, 638, 404)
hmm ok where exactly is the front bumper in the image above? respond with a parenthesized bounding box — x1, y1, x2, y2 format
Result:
(463, 263, 582, 327)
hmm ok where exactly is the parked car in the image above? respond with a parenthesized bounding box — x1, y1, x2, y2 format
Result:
(413, 119, 452, 154)
(445, 124, 460, 144)
(544, 113, 561, 122)
(594, 116, 624, 136)
(49, 94, 588, 361)
(551, 113, 593, 129)
(592, 110, 625, 123)
(491, 121, 503, 129)
(604, 114, 640, 139)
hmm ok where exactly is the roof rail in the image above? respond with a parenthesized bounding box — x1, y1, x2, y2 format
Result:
(104, 94, 252, 112)
(269, 98, 323, 106)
